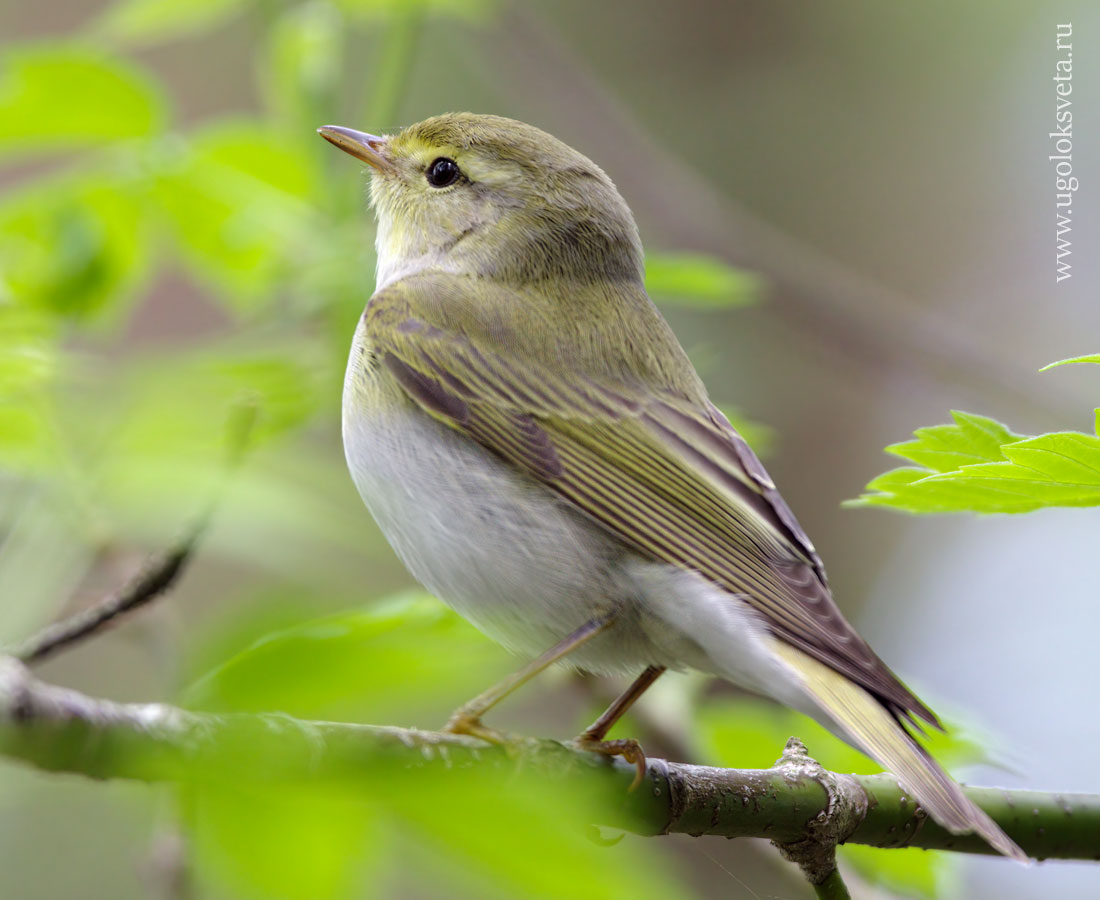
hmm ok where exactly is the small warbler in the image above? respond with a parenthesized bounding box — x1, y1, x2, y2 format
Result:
(319, 113, 1023, 860)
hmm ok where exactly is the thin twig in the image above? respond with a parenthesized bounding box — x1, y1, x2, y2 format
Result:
(13, 521, 205, 665)
(10, 400, 257, 666)
(810, 869, 853, 900)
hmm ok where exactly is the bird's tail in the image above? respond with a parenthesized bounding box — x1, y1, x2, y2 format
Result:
(772, 641, 1027, 862)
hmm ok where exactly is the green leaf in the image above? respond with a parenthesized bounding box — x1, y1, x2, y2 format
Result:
(0, 306, 62, 473)
(182, 598, 690, 900)
(156, 121, 320, 310)
(189, 782, 382, 900)
(883, 411, 1024, 474)
(391, 763, 689, 900)
(259, 1, 344, 128)
(695, 697, 982, 777)
(0, 45, 165, 158)
(183, 594, 510, 725)
(715, 404, 774, 457)
(1040, 353, 1100, 370)
(645, 253, 762, 308)
(77, 339, 334, 544)
(841, 844, 955, 898)
(95, 0, 250, 45)
(851, 411, 1100, 513)
(0, 171, 152, 322)
(332, 0, 498, 22)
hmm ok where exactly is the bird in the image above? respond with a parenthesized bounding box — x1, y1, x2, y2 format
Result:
(317, 112, 1024, 860)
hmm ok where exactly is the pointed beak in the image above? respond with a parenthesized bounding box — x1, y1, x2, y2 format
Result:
(316, 125, 396, 173)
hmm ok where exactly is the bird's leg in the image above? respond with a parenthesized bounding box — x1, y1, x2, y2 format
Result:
(572, 665, 666, 789)
(443, 614, 616, 744)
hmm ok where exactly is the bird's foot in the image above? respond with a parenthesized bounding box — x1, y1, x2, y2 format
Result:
(571, 734, 648, 791)
(442, 710, 518, 746)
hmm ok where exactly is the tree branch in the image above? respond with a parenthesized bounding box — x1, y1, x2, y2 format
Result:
(10, 400, 257, 666)
(12, 523, 204, 665)
(2, 655, 1097, 862)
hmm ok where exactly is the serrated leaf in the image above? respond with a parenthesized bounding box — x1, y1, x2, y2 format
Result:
(645, 252, 762, 308)
(885, 412, 1022, 474)
(854, 412, 1100, 513)
(0, 45, 165, 158)
(1040, 353, 1100, 370)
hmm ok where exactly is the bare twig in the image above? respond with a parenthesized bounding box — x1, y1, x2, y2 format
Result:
(12, 522, 205, 665)
(10, 400, 257, 666)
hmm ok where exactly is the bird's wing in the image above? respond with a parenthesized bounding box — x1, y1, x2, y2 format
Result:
(364, 276, 936, 726)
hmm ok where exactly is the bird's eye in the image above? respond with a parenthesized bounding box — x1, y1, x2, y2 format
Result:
(425, 157, 460, 188)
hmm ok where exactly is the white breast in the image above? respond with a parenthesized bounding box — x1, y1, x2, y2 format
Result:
(340, 325, 812, 713)
(342, 335, 632, 664)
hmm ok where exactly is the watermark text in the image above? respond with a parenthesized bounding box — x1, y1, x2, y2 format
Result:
(1050, 23, 1076, 283)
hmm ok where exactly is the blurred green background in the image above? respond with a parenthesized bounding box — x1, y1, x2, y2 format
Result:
(1, 0, 1098, 897)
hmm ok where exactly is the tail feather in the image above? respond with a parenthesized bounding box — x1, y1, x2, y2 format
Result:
(773, 641, 1027, 862)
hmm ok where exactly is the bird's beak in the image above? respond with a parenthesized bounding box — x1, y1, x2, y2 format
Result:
(316, 125, 396, 173)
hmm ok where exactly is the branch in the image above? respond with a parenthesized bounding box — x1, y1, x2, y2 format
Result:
(2, 656, 1097, 862)
(12, 524, 204, 665)
(10, 400, 257, 665)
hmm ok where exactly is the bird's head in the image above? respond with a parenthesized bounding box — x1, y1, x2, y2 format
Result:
(319, 113, 644, 289)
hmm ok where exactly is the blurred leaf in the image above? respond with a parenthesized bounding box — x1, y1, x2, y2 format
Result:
(695, 697, 983, 777)
(332, 0, 498, 22)
(851, 411, 1100, 513)
(0, 45, 165, 158)
(260, 1, 343, 129)
(841, 844, 955, 899)
(692, 696, 995, 896)
(184, 593, 508, 725)
(182, 595, 691, 900)
(0, 307, 63, 474)
(392, 763, 690, 900)
(1040, 353, 1100, 370)
(96, 0, 251, 46)
(0, 172, 152, 322)
(715, 404, 774, 457)
(645, 253, 761, 308)
(156, 121, 320, 311)
(76, 340, 332, 544)
(0, 306, 58, 397)
(190, 782, 381, 900)
(187, 742, 687, 900)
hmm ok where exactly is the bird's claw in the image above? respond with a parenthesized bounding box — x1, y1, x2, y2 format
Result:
(571, 735, 648, 791)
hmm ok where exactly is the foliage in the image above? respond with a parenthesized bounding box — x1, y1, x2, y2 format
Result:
(852, 358, 1100, 513)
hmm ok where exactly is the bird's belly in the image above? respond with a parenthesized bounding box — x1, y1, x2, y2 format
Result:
(341, 350, 811, 702)
(343, 398, 642, 666)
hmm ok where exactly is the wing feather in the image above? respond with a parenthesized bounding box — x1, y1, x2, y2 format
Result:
(366, 278, 937, 726)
